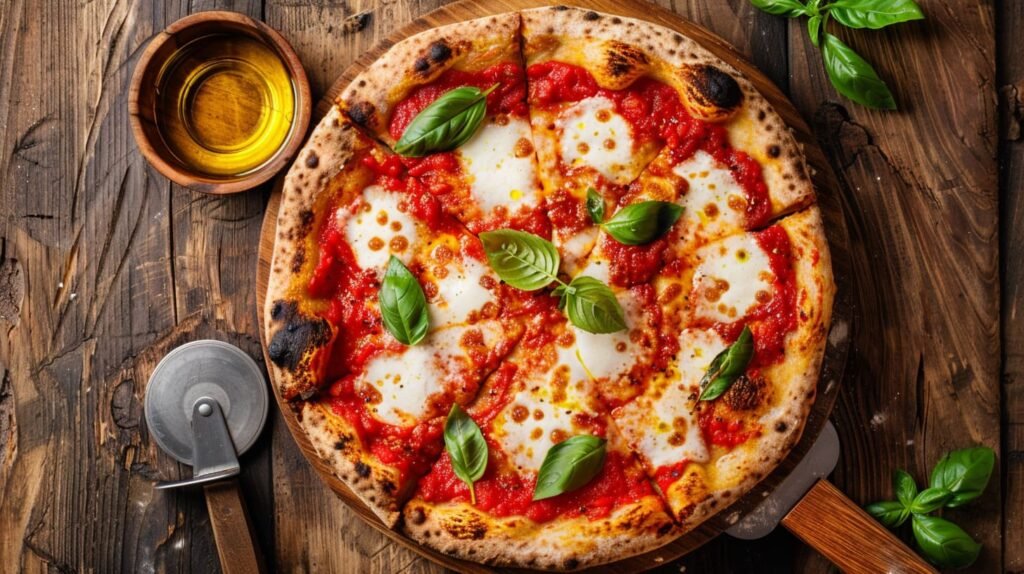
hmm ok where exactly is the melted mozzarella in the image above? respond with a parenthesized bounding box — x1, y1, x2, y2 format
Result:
(363, 323, 502, 426)
(458, 117, 541, 212)
(555, 227, 599, 274)
(558, 96, 636, 184)
(341, 185, 418, 271)
(571, 257, 642, 381)
(430, 255, 493, 327)
(361, 344, 443, 427)
(692, 234, 774, 324)
(674, 150, 746, 230)
(494, 389, 584, 472)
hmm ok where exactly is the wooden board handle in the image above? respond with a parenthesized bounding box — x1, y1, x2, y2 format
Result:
(204, 479, 267, 574)
(781, 480, 936, 574)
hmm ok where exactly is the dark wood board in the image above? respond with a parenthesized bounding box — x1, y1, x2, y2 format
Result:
(0, 0, 1005, 572)
(254, 1, 852, 572)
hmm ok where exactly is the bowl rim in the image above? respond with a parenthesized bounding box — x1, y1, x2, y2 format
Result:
(128, 10, 313, 195)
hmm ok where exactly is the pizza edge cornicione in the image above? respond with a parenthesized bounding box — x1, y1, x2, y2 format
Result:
(263, 6, 835, 571)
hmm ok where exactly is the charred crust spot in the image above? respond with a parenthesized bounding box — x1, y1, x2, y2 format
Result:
(428, 41, 452, 64)
(605, 41, 649, 79)
(333, 437, 350, 450)
(414, 58, 430, 73)
(775, 421, 788, 432)
(305, 152, 319, 169)
(271, 300, 286, 320)
(354, 461, 371, 478)
(768, 144, 781, 158)
(564, 558, 580, 570)
(688, 65, 742, 111)
(267, 301, 332, 371)
(347, 101, 376, 128)
(724, 373, 764, 411)
(612, 17, 622, 24)
(290, 248, 305, 273)
(444, 515, 488, 540)
(673, 34, 684, 44)
(409, 508, 426, 525)
(358, 79, 366, 87)
(554, 5, 570, 10)
(758, 109, 767, 121)
(583, 10, 600, 20)
(657, 522, 675, 536)
(382, 480, 397, 494)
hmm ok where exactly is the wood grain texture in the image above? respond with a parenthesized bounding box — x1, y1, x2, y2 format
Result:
(781, 480, 936, 574)
(204, 479, 267, 574)
(0, 0, 1007, 573)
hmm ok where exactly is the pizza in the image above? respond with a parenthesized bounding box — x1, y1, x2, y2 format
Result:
(264, 6, 834, 570)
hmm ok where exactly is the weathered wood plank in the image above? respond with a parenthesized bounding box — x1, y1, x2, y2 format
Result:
(787, 1, 1000, 572)
(998, 0, 1024, 571)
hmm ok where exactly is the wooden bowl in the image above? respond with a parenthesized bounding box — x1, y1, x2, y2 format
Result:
(128, 11, 312, 194)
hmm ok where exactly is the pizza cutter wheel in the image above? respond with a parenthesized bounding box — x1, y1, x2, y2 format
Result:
(145, 340, 268, 574)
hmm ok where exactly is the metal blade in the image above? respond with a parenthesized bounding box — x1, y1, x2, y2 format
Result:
(726, 421, 840, 540)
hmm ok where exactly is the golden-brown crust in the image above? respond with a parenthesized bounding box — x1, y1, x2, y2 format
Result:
(402, 495, 678, 571)
(339, 13, 521, 145)
(299, 402, 406, 527)
(264, 105, 363, 401)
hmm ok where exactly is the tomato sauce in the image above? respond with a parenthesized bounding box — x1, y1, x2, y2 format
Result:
(653, 460, 689, 494)
(529, 62, 771, 228)
(604, 236, 669, 287)
(418, 449, 652, 524)
(698, 402, 759, 449)
(389, 62, 529, 141)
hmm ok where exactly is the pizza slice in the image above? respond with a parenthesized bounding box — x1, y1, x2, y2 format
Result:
(265, 110, 526, 525)
(340, 14, 547, 234)
(403, 301, 676, 570)
(609, 208, 834, 527)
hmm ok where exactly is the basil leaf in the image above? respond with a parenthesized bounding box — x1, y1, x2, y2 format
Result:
(911, 515, 981, 569)
(929, 446, 995, 507)
(379, 256, 429, 345)
(748, 0, 809, 18)
(586, 187, 605, 224)
(828, 0, 924, 30)
(894, 469, 918, 507)
(563, 276, 626, 334)
(479, 229, 560, 291)
(820, 33, 896, 110)
(909, 487, 953, 515)
(865, 500, 909, 528)
(807, 14, 823, 47)
(444, 404, 488, 505)
(394, 84, 497, 157)
(698, 326, 755, 401)
(533, 435, 607, 501)
(601, 201, 684, 246)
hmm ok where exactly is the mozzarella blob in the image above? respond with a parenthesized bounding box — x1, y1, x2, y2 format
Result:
(614, 329, 725, 468)
(429, 254, 494, 327)
(458, 117, 541, 213)
(558, 96, 636, 184)
(674, 150, 747, 231)
(692, 234, 774, 324)
(341, 185, 418, 271)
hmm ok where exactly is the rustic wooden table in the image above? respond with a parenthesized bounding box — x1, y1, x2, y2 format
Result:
(0, 0, 1017, 572)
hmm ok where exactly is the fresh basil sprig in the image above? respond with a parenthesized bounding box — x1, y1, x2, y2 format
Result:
(749, 0, 924, 109)
(479, 229, 627, 334)
(394, 84, 498, 157)
(533, 435, 607, 501)
(479, 229, 561, 291)
(865, 446, 994, 568)
(443, 404, 488, 504)
(911, 515, 982, 569)
(929, 446, 995, 508)
(585, 188, 683, 246)
(698, 326, 755, 401)
(556, 276, 627, 334)
(378, 256, 429, 345)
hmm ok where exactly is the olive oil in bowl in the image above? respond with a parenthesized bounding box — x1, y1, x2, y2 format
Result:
(155, 33, 296, 178)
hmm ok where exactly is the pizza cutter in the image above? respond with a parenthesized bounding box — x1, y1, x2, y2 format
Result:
(727, 422, 937, 573)
(145, 340, 268, 574)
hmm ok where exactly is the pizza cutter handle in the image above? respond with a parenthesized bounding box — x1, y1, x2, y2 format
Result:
(781, 480, 937, 574)
(204, 479, 268, 574)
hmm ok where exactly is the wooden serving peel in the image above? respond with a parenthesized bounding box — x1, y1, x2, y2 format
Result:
(145, 340, 269, 574)
(727, 423, 937, 574)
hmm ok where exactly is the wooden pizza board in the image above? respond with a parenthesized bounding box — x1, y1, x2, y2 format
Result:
(256, 1, 853, 571)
